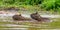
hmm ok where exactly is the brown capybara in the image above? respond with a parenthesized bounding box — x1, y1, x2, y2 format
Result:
(12, 13, 32, 21)
(12, 14, 23, 21)
(30, 12, 50, 22)
(30, 12, 42, 21)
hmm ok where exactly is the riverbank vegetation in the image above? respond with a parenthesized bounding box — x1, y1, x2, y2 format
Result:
(0, 0, 59, 14)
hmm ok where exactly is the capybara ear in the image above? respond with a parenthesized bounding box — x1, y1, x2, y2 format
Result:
(35, 12, 38, 14)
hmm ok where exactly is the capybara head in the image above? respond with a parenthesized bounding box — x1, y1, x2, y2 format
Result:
(30, 12, 40, 20)
(12, 13, 22, 20)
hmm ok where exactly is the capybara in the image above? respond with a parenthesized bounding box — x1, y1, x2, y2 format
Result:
(30, 12, 50, 22)
(12, 13, 32, 21)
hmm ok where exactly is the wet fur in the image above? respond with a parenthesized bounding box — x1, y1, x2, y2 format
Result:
(12, 14, 33, 21)
(30, 12, 50, 22)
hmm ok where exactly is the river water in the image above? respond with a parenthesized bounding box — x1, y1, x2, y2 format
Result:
(0, 12, 60, 30)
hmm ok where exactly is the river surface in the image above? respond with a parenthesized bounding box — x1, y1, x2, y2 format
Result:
(0, 12, 60, 30)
